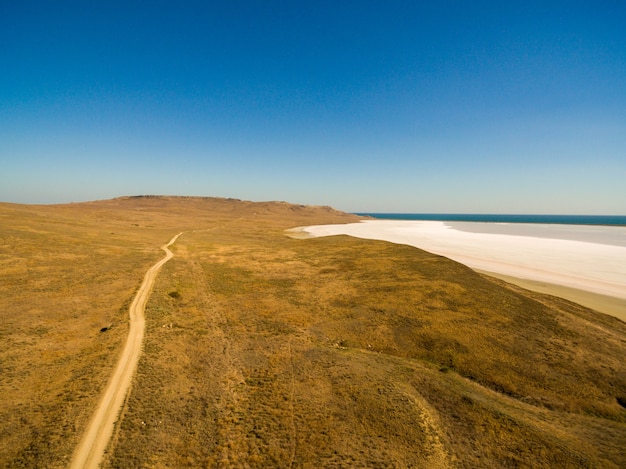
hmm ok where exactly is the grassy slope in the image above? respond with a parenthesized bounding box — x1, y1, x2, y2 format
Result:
(1, 197, 625, 468)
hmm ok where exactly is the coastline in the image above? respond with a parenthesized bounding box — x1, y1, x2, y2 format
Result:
(298, 220, 626, 320)
(475, 270, 626, 321)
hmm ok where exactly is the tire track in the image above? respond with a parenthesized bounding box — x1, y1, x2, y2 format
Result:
(70, 232, 183, 469)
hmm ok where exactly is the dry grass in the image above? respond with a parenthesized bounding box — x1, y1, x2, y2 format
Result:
(1, 196, 625, 468)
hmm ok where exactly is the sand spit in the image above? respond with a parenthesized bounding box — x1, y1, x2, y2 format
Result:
(302, 220, 626, 319)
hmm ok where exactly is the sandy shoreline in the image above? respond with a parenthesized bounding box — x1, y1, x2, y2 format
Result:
(474, 270, 626, 322)
(297, 221, 626, 321)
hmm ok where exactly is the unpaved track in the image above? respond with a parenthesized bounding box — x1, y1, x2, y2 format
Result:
(70, 233, 183, 469)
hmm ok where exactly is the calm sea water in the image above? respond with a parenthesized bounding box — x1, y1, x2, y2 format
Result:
(354, 213, 626, 226)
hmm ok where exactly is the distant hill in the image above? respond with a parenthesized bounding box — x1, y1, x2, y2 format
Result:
(1, 196, 625, 468)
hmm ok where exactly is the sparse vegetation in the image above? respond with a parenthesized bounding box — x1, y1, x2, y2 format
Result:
(1, 196, 625, 468)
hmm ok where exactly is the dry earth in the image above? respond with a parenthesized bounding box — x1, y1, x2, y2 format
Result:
(1, 196, 625, 468)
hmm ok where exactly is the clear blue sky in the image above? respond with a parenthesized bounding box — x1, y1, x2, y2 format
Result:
(1, 1, 625, 213)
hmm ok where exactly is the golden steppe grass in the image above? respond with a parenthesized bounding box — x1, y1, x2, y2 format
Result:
(1, 196, 625, 468)
(0, 196, 355, 468)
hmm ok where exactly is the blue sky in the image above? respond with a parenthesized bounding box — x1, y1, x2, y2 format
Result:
(1, 1, 625, 213)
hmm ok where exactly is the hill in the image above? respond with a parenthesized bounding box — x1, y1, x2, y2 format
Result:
(1, 196, 625, 467)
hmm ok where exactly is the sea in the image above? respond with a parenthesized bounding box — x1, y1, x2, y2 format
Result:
(354, 213, 626, 226)
(351, 213, 626, 247)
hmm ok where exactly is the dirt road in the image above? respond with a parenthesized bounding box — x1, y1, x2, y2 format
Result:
(70, 233, 183, 469)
